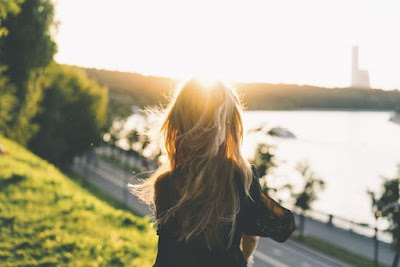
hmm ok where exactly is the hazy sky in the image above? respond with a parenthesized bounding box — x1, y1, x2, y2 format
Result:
(54, 0, 400, 89)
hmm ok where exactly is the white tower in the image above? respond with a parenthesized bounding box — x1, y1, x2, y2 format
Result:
(351, 46, 370, 88)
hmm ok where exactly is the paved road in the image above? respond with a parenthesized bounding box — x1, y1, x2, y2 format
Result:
(253, 238, 350, 267)
(73, 156, 353, 267)
(299, 211, 395, 266)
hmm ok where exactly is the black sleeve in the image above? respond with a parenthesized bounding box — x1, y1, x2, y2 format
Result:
(242, 166, 296, 242)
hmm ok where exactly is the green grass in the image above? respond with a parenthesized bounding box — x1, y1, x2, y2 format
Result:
(292, 235, 389, 267)
(0, 135, 157, 267)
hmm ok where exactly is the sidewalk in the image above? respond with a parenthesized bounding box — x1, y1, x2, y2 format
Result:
(73, 155, 395, 266)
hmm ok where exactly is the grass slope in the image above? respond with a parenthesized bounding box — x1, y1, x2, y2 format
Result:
(0, 135, 157, 267)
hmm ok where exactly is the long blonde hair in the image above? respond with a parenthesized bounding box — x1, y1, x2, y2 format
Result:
(131, 78, 253, 249)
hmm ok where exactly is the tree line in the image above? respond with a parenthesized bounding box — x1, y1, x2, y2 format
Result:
(83, 67, 400, 111)
(0, 0, 108, 168)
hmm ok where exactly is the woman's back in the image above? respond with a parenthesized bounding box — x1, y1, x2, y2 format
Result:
(153, 165, 295, 267)
(130, 78, 295, 267)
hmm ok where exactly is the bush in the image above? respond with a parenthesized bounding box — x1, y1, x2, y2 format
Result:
(29, 64, 108, 167)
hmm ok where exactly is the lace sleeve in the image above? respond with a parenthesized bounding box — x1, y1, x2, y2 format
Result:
(243, 166, 296, 242)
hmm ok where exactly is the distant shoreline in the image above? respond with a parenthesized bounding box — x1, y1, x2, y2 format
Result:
(245, 108, 394, 112)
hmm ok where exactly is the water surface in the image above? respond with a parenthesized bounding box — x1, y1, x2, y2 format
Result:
(242, 110, 400, 225)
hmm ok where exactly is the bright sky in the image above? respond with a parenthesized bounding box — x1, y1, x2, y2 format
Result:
(54, 0, 400, 89)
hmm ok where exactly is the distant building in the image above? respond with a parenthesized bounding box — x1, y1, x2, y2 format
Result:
(351, 46, 370, 88)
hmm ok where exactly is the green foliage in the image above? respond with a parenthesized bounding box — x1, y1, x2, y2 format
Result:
(237, 83, 400, 110)
(127, 129, 150, 157)
(293, 162, 325, 212)
(0, 0, 22, 136)
(0, 1, 109, 166)
(0, 0, 56, 86)
(84, 67, 174, 108)
(107, 91, 136, 127)
(369, 168, 400, 243)
(251, 143, 278, 195)
(252, 143, 276, 178)
(104, 112, 159, 163)
(28, 64, 108, 167)
(251, 136, 325, 242)
(249, 126, 296, 200)
(248, 124, 286, 199)
(0, 0, 57, 145)
(0, 0, 23, 37)
(0, 67, 17, 133)
(5, 70, 47, 145)
(104, 120, 126, 146)
(368, 166, 400, 265)
(0, 135, 157, 266)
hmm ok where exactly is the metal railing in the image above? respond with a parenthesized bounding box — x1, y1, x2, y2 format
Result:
(301, 208, 392, 244)
(94, 144, 157, 171)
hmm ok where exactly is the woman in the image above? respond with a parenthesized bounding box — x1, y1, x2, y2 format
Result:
(131, 78, 295, 267)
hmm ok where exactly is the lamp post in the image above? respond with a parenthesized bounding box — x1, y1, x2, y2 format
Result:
(383, 202, 400, 267)
(373, 222, 379, 267)
(375, 202, 400, 267)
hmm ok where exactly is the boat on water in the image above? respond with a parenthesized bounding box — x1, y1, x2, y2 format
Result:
(389, 112, 400, 125)
(268, 127, 296, 138)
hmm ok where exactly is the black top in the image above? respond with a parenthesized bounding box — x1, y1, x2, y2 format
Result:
(153, 166, 295, 267)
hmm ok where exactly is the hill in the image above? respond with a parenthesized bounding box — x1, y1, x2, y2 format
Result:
(0, 135, 156, 266)
(81, 67, 400, 111)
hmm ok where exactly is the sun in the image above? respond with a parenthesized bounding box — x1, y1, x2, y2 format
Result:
(193, 75, 220, 89)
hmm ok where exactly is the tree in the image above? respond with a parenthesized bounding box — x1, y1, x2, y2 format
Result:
(248, 124, 279, 192)
(0, 0, 23, 37)
(368, 165, 400, 267)
(0, 0, 57, 145)
(0, 67, 17, 133)
(106, 92, 135, 129)
(0, 0, 56, 88)
(104, 120, 125, 147)
(251, 143, 278, 194)
(0, 0, 22, 134)
(292, 161, 325, 239)
(249, 126, 325, 239)
(127, 129, 150, 157)
(249, 126, 295, 202)
(28, 64, 108, 167)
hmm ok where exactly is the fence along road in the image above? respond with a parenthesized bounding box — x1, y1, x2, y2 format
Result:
(73, 155, 353, 267)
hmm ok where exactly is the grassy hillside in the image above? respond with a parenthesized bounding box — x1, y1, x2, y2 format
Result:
(0, 135, 157, 266)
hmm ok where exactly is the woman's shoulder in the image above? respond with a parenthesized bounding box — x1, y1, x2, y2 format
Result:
(154, 171, 178, 215)
(233, 164, 258, 185)
(233, 164, 259, 199)
(154, 171, 175, 195)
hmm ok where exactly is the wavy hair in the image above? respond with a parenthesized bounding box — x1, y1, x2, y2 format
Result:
(130, 78, 253, 249)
